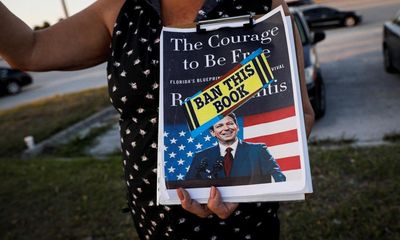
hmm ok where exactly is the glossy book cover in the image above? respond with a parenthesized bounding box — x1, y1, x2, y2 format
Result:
(157, 6, 312, 205)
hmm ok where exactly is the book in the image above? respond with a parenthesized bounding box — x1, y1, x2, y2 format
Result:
(157, 6, 312, 205)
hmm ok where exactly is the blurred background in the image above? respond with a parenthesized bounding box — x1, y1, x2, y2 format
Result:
(0, 0, 399, 239)
(1, 0, 399, 143)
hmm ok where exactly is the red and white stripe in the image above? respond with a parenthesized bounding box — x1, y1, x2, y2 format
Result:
(243, 106, 302, 181)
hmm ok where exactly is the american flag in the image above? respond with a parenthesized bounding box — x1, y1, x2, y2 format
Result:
(163, 105, 302, 182)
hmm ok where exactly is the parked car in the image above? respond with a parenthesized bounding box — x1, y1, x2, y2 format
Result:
(383, 10, 400, 73)
(291, 8, 326, 118)
(0, 67, 33, 95)
(286, 0, 315, 7)
(298, 5, 362, 29)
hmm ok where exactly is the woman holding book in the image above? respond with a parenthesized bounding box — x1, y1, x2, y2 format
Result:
(0, 0, 314, 239)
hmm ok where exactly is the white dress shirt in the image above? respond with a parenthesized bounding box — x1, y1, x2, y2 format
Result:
(218, 138, 239, 158)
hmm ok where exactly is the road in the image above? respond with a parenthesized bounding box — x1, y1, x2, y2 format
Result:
(0, 61, 107, 109)
(310, 0, 400, 143)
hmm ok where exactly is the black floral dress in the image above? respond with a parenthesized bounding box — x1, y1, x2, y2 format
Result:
(107, 0, 281, 239)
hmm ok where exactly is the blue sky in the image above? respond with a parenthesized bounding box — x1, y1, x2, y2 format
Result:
(2, 0, 95, 28)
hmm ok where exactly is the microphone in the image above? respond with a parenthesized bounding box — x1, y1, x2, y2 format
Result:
(212, 159, 224, 179)
(195, 158, 209, 178)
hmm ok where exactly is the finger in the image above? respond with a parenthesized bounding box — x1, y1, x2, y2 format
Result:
(177, 188, 212, 218)
(207, 186, 239, 219)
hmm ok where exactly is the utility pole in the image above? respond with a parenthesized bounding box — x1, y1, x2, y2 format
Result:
(61, 0, 69, 18)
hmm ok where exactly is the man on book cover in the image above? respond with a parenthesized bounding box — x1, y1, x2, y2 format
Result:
(185, 112, 286, 183)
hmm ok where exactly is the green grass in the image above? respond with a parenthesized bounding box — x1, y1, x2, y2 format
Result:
(0, 156, 137, 240)
(0, 87, 110, 157)
(0, 144, 399, 240)
(281, 145, 400, 240)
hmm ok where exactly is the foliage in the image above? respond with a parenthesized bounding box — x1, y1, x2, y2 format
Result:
(33, 21, 51, 30)
(383, 132, 400, 143)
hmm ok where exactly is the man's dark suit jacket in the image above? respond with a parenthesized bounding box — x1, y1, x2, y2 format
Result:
(185, 141, 286, 184)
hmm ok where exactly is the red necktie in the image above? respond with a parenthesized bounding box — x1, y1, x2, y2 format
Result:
(224, 147, 233, 177)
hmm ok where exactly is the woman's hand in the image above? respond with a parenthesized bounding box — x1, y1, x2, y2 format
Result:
(177, 186, 239, 219)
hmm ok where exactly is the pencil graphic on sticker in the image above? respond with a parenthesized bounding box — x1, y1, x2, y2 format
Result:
(182, 48, 275, 137)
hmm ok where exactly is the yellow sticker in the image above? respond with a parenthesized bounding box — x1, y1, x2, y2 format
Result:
(183, 48, 274, 136)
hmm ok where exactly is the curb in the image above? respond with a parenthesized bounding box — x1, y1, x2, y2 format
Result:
(22, 106, 118, 159)
(308, 139, 394, 150)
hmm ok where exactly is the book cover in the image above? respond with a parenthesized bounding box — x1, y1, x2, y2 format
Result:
(157, 6, 312, 205)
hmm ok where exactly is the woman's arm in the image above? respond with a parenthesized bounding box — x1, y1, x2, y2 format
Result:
(0, 0, 124, 71)
(293, 21, 315, 138)
(272, 0, 315, 137)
